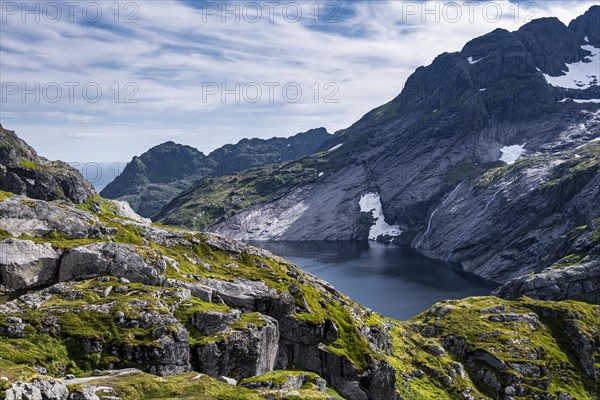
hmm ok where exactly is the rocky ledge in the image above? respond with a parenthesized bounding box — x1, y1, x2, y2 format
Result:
(0, 127, 96, 204)
(495, 260, 600, 303)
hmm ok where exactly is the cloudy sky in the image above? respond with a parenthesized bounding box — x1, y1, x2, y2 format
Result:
(0, 0, 597, 161)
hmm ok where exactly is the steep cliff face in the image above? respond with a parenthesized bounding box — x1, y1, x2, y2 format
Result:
(157, 7, 600, 283)
(0, 126, 96, 204)
(100, 128, 331, 218)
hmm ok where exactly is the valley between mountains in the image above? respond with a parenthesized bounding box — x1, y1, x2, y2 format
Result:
(0, 5, 600, 400)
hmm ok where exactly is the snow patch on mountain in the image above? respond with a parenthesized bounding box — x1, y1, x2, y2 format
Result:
(327, 144, 343, 153)
(543, 45, 599, 89)
(558, 98, 600, 103)
(500, 144, 526, 165)
(359, 193, 402, 240)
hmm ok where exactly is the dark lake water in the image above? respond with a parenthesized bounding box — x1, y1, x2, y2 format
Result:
(248, 241, 497, 320)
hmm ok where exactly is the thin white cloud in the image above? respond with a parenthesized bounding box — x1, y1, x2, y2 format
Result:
(0, 0, 597, 161)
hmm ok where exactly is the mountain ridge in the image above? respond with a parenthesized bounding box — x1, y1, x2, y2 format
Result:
(101, 127, 332, 218)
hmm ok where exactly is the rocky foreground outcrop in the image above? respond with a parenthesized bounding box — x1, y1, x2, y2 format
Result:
(0, 126, 96, 204)
(1, 191, 600, 400)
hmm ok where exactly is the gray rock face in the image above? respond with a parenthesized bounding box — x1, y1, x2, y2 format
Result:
(191, 309, 242, 335)
(569, 5, 600, 47)
(200, 278, 295, 318)
(415, 143, 600, 283)
(31, 379, 69, 400)
(192, 314, 279, 380)
(0, 239, 60, 291)
(241, 372, 327, 392)
(0, 126, 96, 204)
(68, 386, 99, 400)
(495, 260, 600, 303)
(59, 242, 166, 286)
(103, 311, 192, 376)
(0, 195, 112, 240)
(5, 382, 43, 400)
(276, 317, 399, 400)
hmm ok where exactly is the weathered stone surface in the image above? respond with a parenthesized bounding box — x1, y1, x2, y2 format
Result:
(193, 314, 279, 380)
(276, 316, 400, 400)
(5, 381, 43, 400)
(191, 309, 242, 335)
(163, 279, 214, 303)
(109, 200, 151, 224)
(108, 320, 192, 376)
(31, 379, 69, 400)
(495, 260, 600, 303)
(200, 278, 295, 318)
(0, 196, 105, 239)
(68, 386, 100, 400)
(59, 242, 166, 285)
(0, 239, 61, 291)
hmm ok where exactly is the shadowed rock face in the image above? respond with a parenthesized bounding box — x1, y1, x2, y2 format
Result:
(569, 5, 600, 47)
(157, 7, 600, 284)
(100, 127, 332, 218)
(0, 126, 96, 204)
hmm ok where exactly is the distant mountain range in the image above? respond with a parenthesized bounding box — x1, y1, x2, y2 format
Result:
(100, 128, 332, 217)
(153, 6, 600, 286)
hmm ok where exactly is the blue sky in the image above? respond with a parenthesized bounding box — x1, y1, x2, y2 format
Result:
(0, 0, 597, 161)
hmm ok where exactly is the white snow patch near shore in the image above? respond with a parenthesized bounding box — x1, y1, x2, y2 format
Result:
(543, 45, 599, 89)
(327, 144, 343, 153)
(558, 98, 600, 103)
(500, 144, 526, 165)
(359, 193, 402, 240)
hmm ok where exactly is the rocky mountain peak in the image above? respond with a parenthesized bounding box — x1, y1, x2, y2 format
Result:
(0, 126, 96, 204)
(569, 5, 600, 46)
(101, 127, 332, 217)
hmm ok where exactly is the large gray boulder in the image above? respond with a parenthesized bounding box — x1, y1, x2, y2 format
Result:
(0, 239, 61, 291)
(67, 386, 99, 400)
(5, 381, 43, 400)
(0, 196, 104, 239)
(58, 242, 166, 285)
(31, 379, 69, 400)
(193, 314, 279, 380)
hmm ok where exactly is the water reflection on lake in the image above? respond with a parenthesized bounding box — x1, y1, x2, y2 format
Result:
(248, 241, 497, 320)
